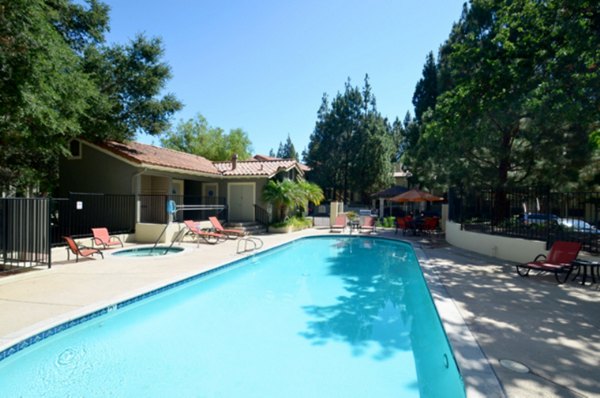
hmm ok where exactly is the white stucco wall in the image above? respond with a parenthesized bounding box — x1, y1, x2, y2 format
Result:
(445, 221, 547, 263)
(135, 221, 212, 243)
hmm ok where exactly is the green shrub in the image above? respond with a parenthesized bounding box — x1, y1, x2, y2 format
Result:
(374, 217, 394, 228)
(346, 211, 358, 221)
(383, 216, 396, 228)
(271, 216, 313, 230)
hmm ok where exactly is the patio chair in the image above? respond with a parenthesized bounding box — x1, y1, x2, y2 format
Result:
(91, 227, 124, 249)
(208, 216, 247, 239)
(183, 220, 227, 246)
(395, 217, 408, 235)
(420, 217, 439, 235)
(330, 214, 347, 233)
(63, 236, 104, 262)
(360, 216, 376, 234)
(515, 241, 582, 283)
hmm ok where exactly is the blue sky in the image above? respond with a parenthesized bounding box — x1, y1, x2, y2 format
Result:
(101, 0, 466, 156)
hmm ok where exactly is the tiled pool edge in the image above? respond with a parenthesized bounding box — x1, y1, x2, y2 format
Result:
(413, 245, 506, 398)
(0, 260, 223, 362)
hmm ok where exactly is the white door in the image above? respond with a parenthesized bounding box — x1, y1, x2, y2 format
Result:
(228, 183, 255, 222)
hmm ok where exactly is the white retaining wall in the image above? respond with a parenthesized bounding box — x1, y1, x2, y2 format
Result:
(445, 221, 547, 263)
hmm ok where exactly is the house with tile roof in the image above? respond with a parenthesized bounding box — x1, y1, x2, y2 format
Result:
(59, 140, 307, 224)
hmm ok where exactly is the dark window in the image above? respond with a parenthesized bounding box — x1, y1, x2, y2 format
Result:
(69, 140, 81, 158)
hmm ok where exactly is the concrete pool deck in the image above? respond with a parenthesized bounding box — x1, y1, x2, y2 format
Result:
(1, 229, 599, 397)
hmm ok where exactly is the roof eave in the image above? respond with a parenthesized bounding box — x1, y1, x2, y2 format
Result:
(268, 163, 304, 179)
(137, 163, 222, 178)
(82, 140, 222, 178)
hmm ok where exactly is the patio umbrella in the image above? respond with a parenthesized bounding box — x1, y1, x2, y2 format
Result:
(389, 189, 444, 203)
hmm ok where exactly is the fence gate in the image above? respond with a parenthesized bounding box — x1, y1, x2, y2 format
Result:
(0, 198, 51, 271)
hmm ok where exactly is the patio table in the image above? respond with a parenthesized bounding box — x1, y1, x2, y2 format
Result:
(407, 219, 424, 236)
(348, 220, 360, 234)
(571, 259, 600, 286)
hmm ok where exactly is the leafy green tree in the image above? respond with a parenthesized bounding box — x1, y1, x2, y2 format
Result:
(405, 0, 599, 192)
(305, 76, 394, 202)
(579, 130, 600, 189)
(80, 34, 182, 142)
(0, 0, 181, 194)
(0, 0, 103, 193)
(160, 114, 253, 160)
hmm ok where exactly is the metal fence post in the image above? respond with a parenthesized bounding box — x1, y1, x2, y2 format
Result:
(46, 198, 51, 268)
(545, 188, 551, 250)
(1, 200, 7, 265)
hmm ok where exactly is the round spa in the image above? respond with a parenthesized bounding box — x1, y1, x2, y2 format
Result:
(112, 246, 184, 257)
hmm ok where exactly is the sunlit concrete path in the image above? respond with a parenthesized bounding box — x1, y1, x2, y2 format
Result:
(415, 236, 600, 398)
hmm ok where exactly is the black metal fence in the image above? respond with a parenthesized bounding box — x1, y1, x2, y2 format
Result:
(1, 198, 51, 271)
(449, 188, 600, 253)
(2, 193, 231, 268)
(50, 193, 136, 245)
(254, 204, 270, 231)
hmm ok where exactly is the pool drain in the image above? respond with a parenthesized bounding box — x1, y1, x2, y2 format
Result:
(499, 359, 530, 373)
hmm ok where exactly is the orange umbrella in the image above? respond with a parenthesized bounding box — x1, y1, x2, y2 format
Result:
(389, 189, 444, 203)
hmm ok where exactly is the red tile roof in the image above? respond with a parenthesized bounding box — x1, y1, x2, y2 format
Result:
(98, 141, 221, 175)
(253, 154, 280, 161)
(95, 141, 307, 178)
(213, 160, 302, 177)
(253, 154, 311, 172)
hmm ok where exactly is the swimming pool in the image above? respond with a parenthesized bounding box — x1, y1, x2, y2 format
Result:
(112, 246, 184, 257)
(0, 237, 465, 397)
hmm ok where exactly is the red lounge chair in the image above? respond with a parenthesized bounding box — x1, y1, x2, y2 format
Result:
(360, 216, 376, 234)
(183, 220, 227, 246)
(208, 216, 246, 239)
(91, 227, 124, 249)
(330, 214, 347, 233)
(516, 241, 582, 283)
(64, 236, 104, 262)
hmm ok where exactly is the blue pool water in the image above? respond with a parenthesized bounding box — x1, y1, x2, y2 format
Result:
(0, 237, 465, 397)
(112, 246, 184, 257)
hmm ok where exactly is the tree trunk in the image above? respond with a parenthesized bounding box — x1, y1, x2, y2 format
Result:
(343, 156, 349, 204)
(492, 130, 513, 225)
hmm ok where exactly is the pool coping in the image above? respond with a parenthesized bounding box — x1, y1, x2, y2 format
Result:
(0, 233, 504, 397)
(411, 244, 506, 398)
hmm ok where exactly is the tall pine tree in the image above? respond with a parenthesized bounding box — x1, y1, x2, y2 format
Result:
(412, 52, 438, 123)
(305, 76, 394, 202)
(275, 134, 299, 160)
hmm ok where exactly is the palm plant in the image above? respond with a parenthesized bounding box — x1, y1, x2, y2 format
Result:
(262, 179, 295, 222)
(262, 179, 324, 223)
(296, 180, 324, 214)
